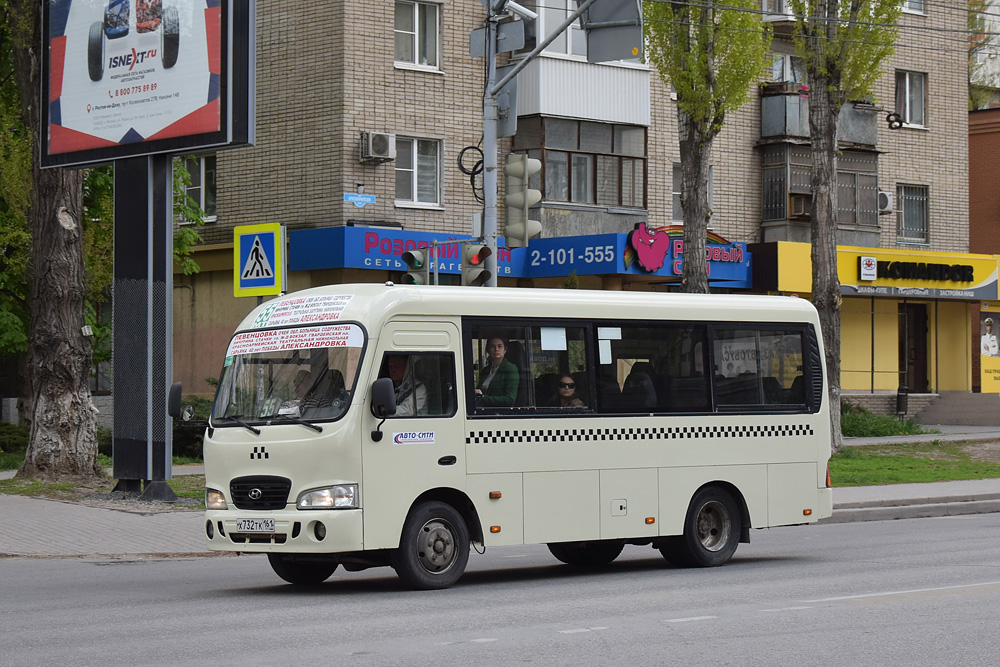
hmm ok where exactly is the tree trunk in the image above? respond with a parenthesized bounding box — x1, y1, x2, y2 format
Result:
(11, 0, 102, 481)
(807, 74, 844, 455)
(678, 110, 712, 294)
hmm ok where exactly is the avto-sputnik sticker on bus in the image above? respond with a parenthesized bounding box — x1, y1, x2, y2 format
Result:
(392, 432, 436, 445)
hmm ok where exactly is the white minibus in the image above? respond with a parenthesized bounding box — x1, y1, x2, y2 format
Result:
(171, 283, 832, 589)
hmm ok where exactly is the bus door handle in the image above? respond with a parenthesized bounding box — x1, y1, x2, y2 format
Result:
(438, 456, 457, 466)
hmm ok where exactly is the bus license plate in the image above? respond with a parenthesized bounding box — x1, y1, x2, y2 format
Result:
(236, 518, 275, 533)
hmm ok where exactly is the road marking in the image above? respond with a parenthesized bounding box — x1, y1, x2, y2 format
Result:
(760, 606, 813, 612)
(664, 616, 717, 623)
(806, 581, 1000, 603)
(559, 627, 609, 634)
(436, 638, 498, 645)
(471, 638, 498, 643)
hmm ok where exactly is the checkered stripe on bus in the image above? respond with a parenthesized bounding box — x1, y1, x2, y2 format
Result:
(465, 424, 814, 445)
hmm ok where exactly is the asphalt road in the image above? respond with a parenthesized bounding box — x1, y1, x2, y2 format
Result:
(3, 514, 1000, 667)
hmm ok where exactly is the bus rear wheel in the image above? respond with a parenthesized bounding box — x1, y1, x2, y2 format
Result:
(547, 540, 624, 567)
(392, 501, 470, 590)
(267, 553, 338, 585)
(660, 487, 741, 567)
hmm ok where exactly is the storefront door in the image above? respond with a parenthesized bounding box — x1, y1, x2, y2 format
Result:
(898, 303, 928, 392)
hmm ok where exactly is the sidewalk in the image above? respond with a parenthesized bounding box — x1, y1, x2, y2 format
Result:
(2, 434, 1000, 556)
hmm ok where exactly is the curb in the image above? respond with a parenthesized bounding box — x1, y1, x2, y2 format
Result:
(824, 497, 1000, 524)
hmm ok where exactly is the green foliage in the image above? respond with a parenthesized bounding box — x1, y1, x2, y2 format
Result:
(82, 167, 114, 301)
(841, 410, 925, 437)
(840, 399, 928, 437)
(173, 157, 206, 275)
(0, 1, 31, 358)
(563, 271, 579, 289)
(830, 442, 1000, 486)
(969, 0, 998, 109)
(787, 0, 902, 109)
(645, 0, 772, 140)
(0, 420, 28, 469)
(172, 394, 212, 460)
(85, 300, 113, 380)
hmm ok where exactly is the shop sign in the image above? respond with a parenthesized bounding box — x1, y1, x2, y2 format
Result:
(288, 225, 752, 287)
(841, 248, 998, 301)
(979, 311, 1000, 393)
(622, 223, 750, 286)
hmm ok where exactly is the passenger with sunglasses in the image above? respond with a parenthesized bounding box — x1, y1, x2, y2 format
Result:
(552, 375, 584, 408)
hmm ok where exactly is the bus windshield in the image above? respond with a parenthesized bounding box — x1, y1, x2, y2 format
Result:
(212, 323, 365, 424)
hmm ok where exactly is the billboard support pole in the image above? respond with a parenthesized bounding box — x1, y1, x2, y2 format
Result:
(111, 155, 177, 502)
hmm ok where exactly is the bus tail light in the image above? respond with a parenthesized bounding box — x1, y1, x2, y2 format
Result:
(826, 464, 832, 488)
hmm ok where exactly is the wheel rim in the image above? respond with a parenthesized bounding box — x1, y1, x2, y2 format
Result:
(415, 518, 457, 574)
(695, 500, 731, 552)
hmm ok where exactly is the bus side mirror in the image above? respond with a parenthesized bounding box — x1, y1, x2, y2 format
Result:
(370, 378, 396, 442)
(371, 377, 397, 418)
(168, 382, 183, 419)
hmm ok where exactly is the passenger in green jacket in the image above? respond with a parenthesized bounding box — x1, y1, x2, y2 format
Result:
(475, 337, 519, 407)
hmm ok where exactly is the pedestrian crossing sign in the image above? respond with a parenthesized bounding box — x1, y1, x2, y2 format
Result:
(234, 223, 284, 297)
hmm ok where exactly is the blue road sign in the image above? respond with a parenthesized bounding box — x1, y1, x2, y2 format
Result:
(234, 223, 283, 297)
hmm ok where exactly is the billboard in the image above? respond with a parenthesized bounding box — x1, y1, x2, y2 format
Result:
(41, 0, 254, 168)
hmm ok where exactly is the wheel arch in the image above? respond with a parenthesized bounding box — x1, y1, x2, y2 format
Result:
(692, 481, 751, 544)
(406, 487, 484, 545)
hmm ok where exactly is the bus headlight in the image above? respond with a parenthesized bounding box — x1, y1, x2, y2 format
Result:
(206, 488, 228, 510)
(297, 484, 359, 509)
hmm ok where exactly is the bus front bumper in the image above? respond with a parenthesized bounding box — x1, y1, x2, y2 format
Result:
(204, 508, 364, 553)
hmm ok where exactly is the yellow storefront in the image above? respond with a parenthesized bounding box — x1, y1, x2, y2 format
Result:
(752, 242, 999, 394)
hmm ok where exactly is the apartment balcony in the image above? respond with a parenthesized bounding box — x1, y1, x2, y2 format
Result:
(760, 82, 879, 146)
(515, 54, 650, 126)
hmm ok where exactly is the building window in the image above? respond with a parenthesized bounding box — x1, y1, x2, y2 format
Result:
(897, 185, 929, 244)
(394, 1, 439, 68)
(902, 0, 925, 13)
(539, 0, 586, 56)
(836, 151, 878, 226)
(514, 117, 646, 208)
(182, 155, 216, 222)
(895, 70, 926, 126)
(770, 54, 805, 83)
(395, 137, 441, 206)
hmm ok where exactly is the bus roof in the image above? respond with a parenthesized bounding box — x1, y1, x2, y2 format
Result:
(237, 283, 820, 333)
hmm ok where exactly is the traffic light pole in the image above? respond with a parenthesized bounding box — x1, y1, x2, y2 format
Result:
(482, 7, 501, 287)
(481, 0, 599, 287)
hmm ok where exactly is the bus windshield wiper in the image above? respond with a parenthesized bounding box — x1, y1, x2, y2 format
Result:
(214, 415, 261, 435)
(263, 413, 323, 433)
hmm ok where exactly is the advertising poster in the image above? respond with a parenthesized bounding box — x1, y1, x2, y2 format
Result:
(980, 312, 1000, 393)
(45, 0, 222, 163)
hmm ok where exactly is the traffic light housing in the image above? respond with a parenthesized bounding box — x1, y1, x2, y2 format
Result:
(400, 248, 430, 285)
(504, 153, 542, 248)
(461, 244, 492, 286)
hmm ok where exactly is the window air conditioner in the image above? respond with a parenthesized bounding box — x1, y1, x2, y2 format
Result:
(878, 190, 894, 215)
(361, 132, 396, 161)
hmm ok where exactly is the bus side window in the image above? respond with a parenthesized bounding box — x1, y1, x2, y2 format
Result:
(379, 352, 456, 417)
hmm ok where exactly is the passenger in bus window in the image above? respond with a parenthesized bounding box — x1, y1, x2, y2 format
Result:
(475, 337, 519, 407)
(551, 375, 584, 408)
(386, 354, 427, 417)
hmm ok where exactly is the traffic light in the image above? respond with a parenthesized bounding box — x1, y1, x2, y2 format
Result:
(461, 244, 492, 286)
(400, 248, 430, 285)
(504, 153, 542, 248)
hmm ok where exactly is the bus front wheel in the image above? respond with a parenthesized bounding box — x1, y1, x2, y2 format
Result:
(547, 540, 624, 566)
(660, 486, 741, 567)
(392, 501, 470, 590)
(267, 553, 339, 585)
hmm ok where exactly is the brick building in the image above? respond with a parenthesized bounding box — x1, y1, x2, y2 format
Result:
(172, 0, 987, 399)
